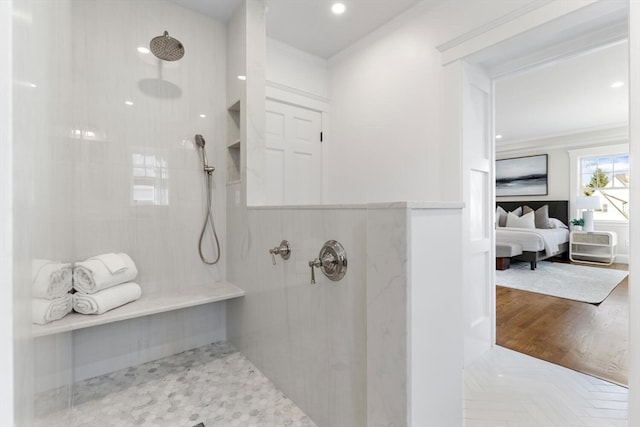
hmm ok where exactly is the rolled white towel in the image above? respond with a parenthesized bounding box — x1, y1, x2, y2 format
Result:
(32, 294, 73, 325)
(32, 260, 73, 299)
(73, 253, 138, 294)
(90, 252, 127, 274)
(73, 282, 142, 315)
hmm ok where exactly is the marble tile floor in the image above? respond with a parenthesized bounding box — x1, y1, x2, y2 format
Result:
(34, 341, 629, 427)
(34, 342, 318, 427)
(465, 346, 628, 427)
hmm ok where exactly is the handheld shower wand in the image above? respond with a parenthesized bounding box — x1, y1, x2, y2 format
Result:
(195, 134, 215, 174)
(195, 134, 220, 265)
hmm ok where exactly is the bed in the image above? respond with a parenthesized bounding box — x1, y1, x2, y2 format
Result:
(496, 200, 570, 270)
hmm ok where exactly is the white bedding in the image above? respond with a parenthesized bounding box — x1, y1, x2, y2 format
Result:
(496, 227, 570, 256)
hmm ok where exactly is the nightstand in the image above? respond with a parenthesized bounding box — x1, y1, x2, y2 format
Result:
(569, 230, 617, 265)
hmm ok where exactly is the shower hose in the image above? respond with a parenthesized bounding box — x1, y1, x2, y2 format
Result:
(199, 172, 221, 265)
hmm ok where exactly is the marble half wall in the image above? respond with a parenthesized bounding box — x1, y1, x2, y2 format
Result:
(226, 202, 463, 427)
(226, 203, 367, 427)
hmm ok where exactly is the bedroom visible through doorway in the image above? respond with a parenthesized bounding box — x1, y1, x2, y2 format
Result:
(493, 41, 630, 386)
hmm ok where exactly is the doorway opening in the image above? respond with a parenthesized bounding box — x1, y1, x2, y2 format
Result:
(456, 1, 634, 425)
(492, 41, 630, 386)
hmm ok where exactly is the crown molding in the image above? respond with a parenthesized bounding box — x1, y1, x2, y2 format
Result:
(266, 80, 330, 105)
(496, 125, 628, 155)
(487, 21, 627, 79)
(437, 0, 606, 65)
(436, 0, 554, 53)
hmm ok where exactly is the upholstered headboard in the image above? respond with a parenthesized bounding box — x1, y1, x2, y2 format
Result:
(496, 200, 569, 226)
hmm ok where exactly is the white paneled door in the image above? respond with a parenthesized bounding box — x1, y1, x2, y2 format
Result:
(265, 99, 322, 205)
(461, 61, 494, 366)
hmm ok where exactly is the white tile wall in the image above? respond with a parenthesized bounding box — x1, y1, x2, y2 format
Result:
(227, 205, 368, 427)
(11, 0, 232, 417)
(12, 1, 76, 423)
(69, 0, 228, 291)
(0, 0, 13, 421)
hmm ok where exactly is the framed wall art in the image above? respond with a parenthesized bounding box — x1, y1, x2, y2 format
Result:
(496, 154, 548, 197)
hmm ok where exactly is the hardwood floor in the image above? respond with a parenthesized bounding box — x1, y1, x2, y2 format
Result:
(496, 260, 629, 386)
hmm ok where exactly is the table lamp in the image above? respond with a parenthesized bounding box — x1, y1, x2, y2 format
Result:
(575, 196, 601, 232)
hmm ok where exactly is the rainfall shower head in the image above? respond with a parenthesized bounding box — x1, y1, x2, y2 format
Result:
(150, 31, 185, 61)
(195, 134, 206, 148)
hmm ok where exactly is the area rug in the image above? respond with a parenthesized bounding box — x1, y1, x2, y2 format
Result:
(496, 261, 628, 304)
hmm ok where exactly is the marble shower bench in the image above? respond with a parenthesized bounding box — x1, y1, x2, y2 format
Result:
(32, 282, 245, 337)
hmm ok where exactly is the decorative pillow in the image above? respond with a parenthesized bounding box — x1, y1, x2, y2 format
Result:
(496, 206, 508, 227)
(548, 218, 568, 229)
(523, 204, 552, 229)
(506, 211, 535, 229)
(510, 206, 522, 217)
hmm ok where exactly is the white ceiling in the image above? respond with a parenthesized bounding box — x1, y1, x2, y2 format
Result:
(264, 0, 423, 58)
(170, 0, 629, 145)
(170, 0, 423, 58)
(169, 0, 241, 22)
(495, 41, 629, 145)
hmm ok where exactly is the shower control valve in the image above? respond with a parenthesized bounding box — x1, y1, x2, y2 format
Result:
(308, 240, 347, 285)
(269, 240, 291, 265)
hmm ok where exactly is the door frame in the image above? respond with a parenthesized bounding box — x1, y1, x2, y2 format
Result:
(440, 1, 637, 424)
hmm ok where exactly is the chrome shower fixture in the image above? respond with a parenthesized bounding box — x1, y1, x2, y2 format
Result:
(195, 134, 215, 174)
(195, 134, 220, 265)
(150, 31, 185, 61)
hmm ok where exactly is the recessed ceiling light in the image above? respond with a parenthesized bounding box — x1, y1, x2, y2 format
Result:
(124, 101, 134, 106)
(331, 2, 346, 15)
(237, 75, 247, 81)
(495, 134, 503, 140)
(199, 114, 206, 118)
(610, 81, 624, 88)
(137, 46, 150, 54)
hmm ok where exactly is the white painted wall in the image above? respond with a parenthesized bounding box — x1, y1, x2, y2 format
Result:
(409, 207, 463, 426)
(266, 38, 328, 99)
(324, 0, 535, 204)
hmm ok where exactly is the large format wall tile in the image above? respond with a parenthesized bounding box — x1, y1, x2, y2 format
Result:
(228, 206, 367, 427)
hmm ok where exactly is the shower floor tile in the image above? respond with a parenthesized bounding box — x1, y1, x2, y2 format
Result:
(35, 342, 318, 427)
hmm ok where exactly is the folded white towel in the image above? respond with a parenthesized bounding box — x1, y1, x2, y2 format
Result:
(32, 260, 73, 299)
(32, 294, 73, 325)
(73, 282, 142, 315)
(73, 253, 138, 294)
(89, 252, 128, 274)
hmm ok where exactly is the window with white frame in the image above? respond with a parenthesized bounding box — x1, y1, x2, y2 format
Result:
(579, 153, 629, 221)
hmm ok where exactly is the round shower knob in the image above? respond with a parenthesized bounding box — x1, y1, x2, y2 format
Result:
(318, 240, 347, 281)
(308, 240, 347, 284)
